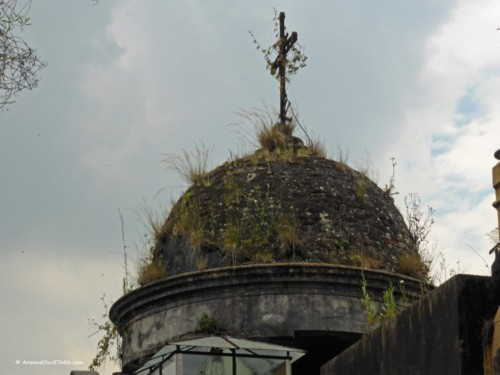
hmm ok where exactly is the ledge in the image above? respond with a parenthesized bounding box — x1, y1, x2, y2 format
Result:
(110, 263, 423, 326)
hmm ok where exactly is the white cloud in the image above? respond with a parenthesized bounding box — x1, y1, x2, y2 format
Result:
(1, 250, 123, 375)
(387, 0, 500, 278)
(4, 1, 500, 374)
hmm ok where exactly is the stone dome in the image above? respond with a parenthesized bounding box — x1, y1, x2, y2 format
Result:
(156, 154, 417, 278)
(116, 152, 426, 374)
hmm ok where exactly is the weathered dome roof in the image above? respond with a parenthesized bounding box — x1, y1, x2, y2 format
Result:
(157, 154, 416, 277)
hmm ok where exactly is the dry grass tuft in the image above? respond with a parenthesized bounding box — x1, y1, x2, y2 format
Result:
(354, 151, 379, 184)
(354, 179, 367, 199)
(170, 197, 206, 252)
(135, 199, 170, 247)
(251, 251, 275, 264)
(348, 250, 381, 269)
(275, 213, 301, 256)
(334, 145, 350, 165)
(232, 105, 330, 160)
(195, 255, 208, 270)
(133, 202, 169, 287)
(299, 137, 327, 158)
(162, 142, 211, 186)
(233, 107, 297, 152)
(222, 219, 244, 266)
(398, 252, 427, 279)
(137, 258, 166, 286)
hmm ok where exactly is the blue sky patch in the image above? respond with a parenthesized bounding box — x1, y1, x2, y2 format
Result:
(454, 89, 483, 128)
(431, 134, 453, 157)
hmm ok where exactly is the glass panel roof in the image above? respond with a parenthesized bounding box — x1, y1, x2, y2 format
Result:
(183, 353, 285, 375)
(135, 336, 304, 374)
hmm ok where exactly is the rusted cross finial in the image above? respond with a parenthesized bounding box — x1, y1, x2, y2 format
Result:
(271, 12, 298, 125)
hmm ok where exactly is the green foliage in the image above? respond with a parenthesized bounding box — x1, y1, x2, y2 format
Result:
(361, 273, 378, 328)
(348, 250, 381, 269)
(164, 172, 303, 267)
(136, 245, 166, 286)
(223, 217, 246, 266)
(223, 171, 242, 205)
(222, 184, 277, 264)
(404, 193, 435, 283)
(275, 213, 301, 258)
(354, 178, 367, 199)
(196, 312, 217, 333)
(381, 283, 398, 318)
(88, 295, 121, 371)
(249, 9, 307, 84)
(90, 211, 167, 371)
(133, 204, 170, 286)
(195, 254, 208, 270)
(361, 272, 399, 330)
(170, 196, 207, 253)
(383, 157, 399, 197)
(137, 198, 170, 246)
(405, 193, 435, 253)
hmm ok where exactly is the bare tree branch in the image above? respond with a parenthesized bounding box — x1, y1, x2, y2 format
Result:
(0, 0, 46, 112)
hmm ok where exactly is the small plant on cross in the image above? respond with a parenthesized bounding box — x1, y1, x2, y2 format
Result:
(249, 9, 307, 126)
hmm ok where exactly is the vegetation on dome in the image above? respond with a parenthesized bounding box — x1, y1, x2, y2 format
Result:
(130, 9, 435, 287)
(135, 150, 433, 287)
(89, 11, 441, 372)
(157, 163, 304, 272)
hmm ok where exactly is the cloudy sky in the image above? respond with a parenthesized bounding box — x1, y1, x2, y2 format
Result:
(1, 0, 500, 374)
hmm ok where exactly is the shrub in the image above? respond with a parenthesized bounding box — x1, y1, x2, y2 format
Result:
(398, 252, 427, 279)
(196, 312, 217, 333)
(88, 295, 121, 371)
(361, 272, 399, 330)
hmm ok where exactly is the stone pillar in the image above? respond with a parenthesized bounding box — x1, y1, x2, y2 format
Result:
(494, 150, 500, 239)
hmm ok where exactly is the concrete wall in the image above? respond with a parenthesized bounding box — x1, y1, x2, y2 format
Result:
(110, 264, 422, 374)
(322, 274, 492, 375)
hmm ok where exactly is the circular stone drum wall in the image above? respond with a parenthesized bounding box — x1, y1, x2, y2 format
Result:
(110, 264, 423, 373)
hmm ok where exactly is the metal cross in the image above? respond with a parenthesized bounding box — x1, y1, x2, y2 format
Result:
(271, 12, 298, 125)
